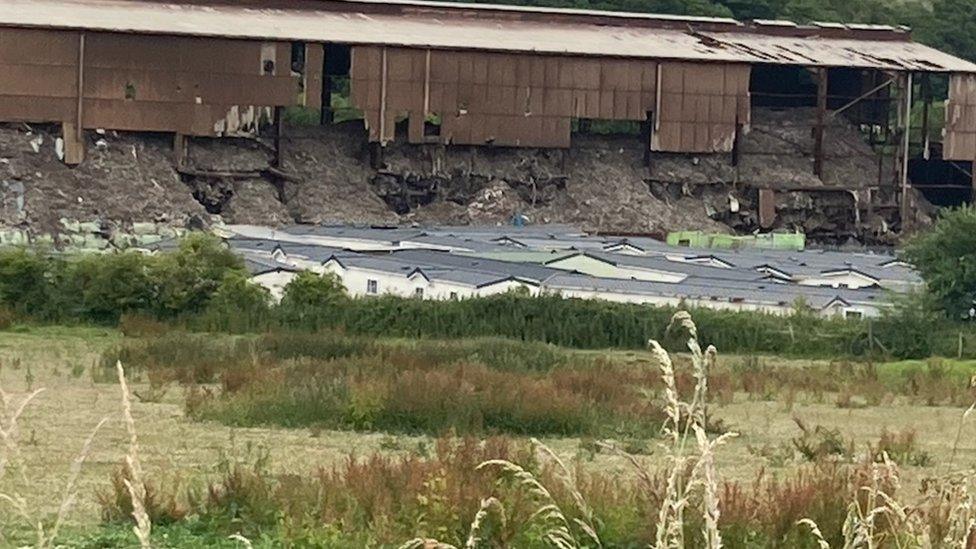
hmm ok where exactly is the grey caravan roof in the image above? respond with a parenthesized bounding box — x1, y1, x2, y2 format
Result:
(226, 237, 283, 253)
(276, 243, 348, 262)
(242, 254, 300, 276)
(390, 249, 565, 283)
(328, 252, 518, 288)
(279, 225, 429, 243)
(423, 224, 587, 239)
(553, 251, 765, 283)
(544, 273, 886, 309)
(400, 234, 521, 253)
(692, 248, 920, 284)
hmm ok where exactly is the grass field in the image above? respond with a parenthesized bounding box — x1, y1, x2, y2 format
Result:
(1, 325, 975, 546)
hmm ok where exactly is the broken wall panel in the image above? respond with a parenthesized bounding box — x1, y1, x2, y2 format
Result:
(349, 45, 661, 148)
(349, 45, 751, 151)
(0, 27, 308, 136)
(304, 44, 325, 110)
(651, 62, 750, 153)
(945, 73, 976, 161)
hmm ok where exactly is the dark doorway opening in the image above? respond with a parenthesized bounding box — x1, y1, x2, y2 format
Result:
(322, 44, 352, 124)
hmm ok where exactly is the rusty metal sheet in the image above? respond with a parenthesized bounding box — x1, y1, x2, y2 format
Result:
(430, 50, 458, 83)
(759, 188, 776, 228)
(5, 0, 973, 72)
(0, 26, 302, 135)
(0, 96, 75, 122)
(0, 64, 77, 97)
(489, 54, 517, 86)
(350, 46, 381, 81)
(944, 74, 976, 161)
(0, 27, 78, 65)
(305, 43, 324, 110)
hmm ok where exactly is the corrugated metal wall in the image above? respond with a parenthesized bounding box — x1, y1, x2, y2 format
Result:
(944, 74, 976, 161)
(0, 28, 320, 136)
(350, 46, 750, 152)
(652, 62, 750, 152)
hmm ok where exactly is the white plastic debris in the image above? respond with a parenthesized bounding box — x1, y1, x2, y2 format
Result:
(55, 138, 65, 161)
(95, 139, 109, 149)
(729, 194, 740, 213)
(95, 128, 106, 135)
(29, 135, 43, 153)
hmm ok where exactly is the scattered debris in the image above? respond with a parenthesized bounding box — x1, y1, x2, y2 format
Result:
(0, 112, 939, 245)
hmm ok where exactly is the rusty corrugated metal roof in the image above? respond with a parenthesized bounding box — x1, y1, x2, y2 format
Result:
(2, 0, 975, 73)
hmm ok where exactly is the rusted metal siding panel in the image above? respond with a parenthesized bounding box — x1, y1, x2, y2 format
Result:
(0, 28, 80, 123)
(7, 0, 976, 73)
(0, 64, 78, 97)
(304, 43, 324, 110)
(944, 74, 976, 162)
(0, 27, 303, 135)
(0, 27, 78, 65)
(0, 96, 77, 122)
(652, 62, 749, 153)
(758, 188, 776, 228)
(350, 45, 658, 148)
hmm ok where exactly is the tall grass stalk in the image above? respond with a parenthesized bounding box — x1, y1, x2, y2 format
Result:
(650, 311, 736, 549)
(0, 382, 44, 481)
(465, 497, 505, 549)
(116, 361, 151, 548)
(477, 458, 581, 548)
(800, 398, 976, 548)
(0, 380, 109, 548)
(38, 417, 109, 548)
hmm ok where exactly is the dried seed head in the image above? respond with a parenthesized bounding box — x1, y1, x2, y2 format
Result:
(666, 310, 698, 341)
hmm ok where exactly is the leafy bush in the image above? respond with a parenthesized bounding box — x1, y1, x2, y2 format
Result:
(276, 271, 347, 331)
(118, 313, 170, 338)
(85, 434, 895, 549)
(903, 204, 976, 320)
(257, 331, 373, 361)
(200, 272, 272, 333)
(190, 354, 656, 437)
(872, 290, 950, 359)
(0, 234, 245, 325)
(151, 233, 247, 318)
(60, 252, 156, 324)
(103, 332, 660, 437)
(0, 247, 59, 319)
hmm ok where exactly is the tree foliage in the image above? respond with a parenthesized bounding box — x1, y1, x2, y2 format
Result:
(277, 271, 348, 330)
(152, 233, 246, 318)
(902, 205, 976, 320)
(202, 272, 273, 333)
(0, 234, 247, 324)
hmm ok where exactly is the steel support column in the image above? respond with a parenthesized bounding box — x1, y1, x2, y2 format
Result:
(899, 72, 914, 228)
(814, 68, 828, 178)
